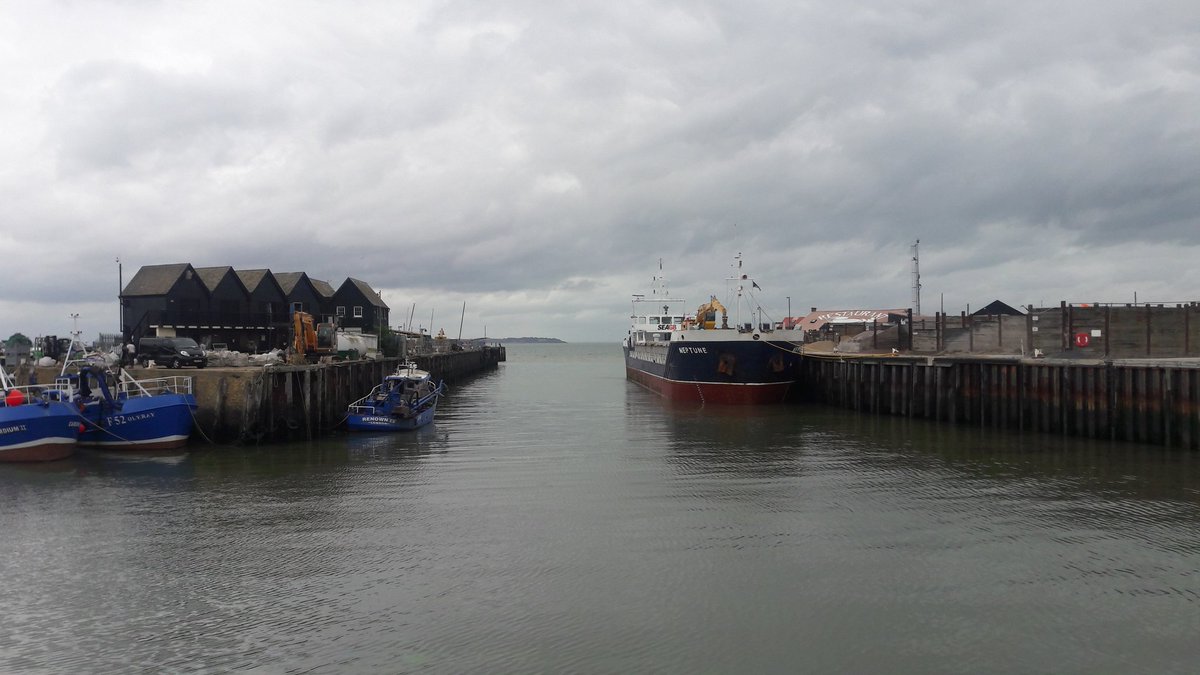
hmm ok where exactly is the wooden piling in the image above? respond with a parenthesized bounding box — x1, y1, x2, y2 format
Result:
(798, 353, 1200, 450)
(153, 346, 506, 444)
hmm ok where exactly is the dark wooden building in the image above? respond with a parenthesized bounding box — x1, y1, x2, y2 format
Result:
(236, 269, 289, 351)
(333, 278, 390, 333)
(235, 269, 288, 323)
(275, 272, 328, 321)
(194, 266, 254, 350)
(123, 264, 391, 351)
(121, 263, 210, 345)
(310, 278, 338, 325)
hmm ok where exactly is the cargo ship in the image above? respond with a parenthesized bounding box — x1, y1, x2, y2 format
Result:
(622, 256, 801, 404)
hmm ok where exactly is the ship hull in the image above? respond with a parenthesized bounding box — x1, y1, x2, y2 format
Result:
(77, 394, 197, 450)
(623, 337, 799, 404)
(0, 401, 80, 462)
(347, 403, 438, 432)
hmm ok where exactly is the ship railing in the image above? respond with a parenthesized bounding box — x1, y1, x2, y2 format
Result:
(347, 383, 385, 414)
(118, 372, 194, 398)
(0, 383, 65, 407)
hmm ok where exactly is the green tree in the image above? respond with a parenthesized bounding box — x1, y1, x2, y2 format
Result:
(5, 333, 32, 348)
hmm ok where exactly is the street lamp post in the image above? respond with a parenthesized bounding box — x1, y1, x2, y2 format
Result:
(117, 257, 123, 342)
(786, 296, 791, 328)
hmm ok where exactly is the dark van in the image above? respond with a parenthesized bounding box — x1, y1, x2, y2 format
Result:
(137, 337, 207, 369)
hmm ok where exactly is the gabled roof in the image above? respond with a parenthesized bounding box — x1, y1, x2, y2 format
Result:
(193, 266, 244, 293)
(122, 263, 194, 297)
(972, 300, 1025, 316)
(236, 269, 274, 293)
(273, 272, 307, 294)
(339, 277, 389, 309)
(311, 278, 336, 298)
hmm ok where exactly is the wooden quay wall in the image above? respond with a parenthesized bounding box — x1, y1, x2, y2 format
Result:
(798, 353, 1200, 450)
(29, 346, 505, 444)
(195, 346, 505, 443)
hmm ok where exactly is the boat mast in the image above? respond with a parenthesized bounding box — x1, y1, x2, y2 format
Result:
(729, 253, 744, 328)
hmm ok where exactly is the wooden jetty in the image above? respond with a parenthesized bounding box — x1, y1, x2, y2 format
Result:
(29, 346, 505, 444)
(798, 353, 1200, 450)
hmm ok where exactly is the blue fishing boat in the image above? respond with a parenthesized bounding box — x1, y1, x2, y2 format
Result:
(346, 362, 445, 432)
(54, 366, 198, 450)
(0, 366, 80, 462)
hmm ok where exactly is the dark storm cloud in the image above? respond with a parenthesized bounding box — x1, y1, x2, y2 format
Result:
(1, 0, 1198, 340)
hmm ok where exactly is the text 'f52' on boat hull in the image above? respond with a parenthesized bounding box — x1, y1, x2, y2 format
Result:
(623, 256, 800, 405)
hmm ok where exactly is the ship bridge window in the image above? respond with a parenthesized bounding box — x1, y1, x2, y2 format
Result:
(649, 316, 661, 324)
(673, 316, 684, 324)
(638, 316, 647, 324)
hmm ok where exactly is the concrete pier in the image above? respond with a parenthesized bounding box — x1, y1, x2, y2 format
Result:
(28, 346, 505, 444)
(798, 353, 1200, 449)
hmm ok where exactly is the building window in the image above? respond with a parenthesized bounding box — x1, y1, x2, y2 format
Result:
(336, 306, 346, 317)
(291, 302, 303, 313)
(353, 306, 363, 318)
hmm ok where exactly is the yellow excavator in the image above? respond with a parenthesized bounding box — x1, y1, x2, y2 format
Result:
(694, 296, 728, 329)
(291, 311, 337, 362)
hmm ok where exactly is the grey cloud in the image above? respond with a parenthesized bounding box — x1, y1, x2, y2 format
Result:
(2, 0, 1199, 341)
(44, 61, 287, 175)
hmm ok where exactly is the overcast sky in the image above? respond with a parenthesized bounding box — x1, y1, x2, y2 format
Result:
(2, 1, 1197, 343)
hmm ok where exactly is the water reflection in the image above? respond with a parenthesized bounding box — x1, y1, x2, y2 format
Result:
(821, 410, 1200, 507)
(627, 392, 809, 479)
(0, 456, 78, 477)
(341, 427, 450, 461)
(1, 345, 1197, 674)
(73, 449, 194, 482)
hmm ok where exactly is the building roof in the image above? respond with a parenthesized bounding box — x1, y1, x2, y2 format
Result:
(971, 300, 1025, 316)
(273, 272, 307, 294)
(235, 269, 272, 292)
(343, 277, 389, 309)
(122, 263, 193, 297)
(311, 278, 336, 298)
(193, 266, 238, 293)
(125, 265, 388, 310)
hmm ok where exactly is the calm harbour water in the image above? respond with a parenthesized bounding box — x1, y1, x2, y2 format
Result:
(2, 343, 1198, 673)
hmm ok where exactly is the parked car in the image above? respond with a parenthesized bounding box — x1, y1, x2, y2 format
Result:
(136, 337, 207, 368)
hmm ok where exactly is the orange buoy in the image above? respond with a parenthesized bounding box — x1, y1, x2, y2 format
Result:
(5, 389, 25, 406)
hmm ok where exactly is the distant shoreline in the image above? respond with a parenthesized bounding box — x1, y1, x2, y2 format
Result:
(494, 337, 565, 344)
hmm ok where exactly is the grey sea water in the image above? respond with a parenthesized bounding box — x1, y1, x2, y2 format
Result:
(2, 343, 1198, 673)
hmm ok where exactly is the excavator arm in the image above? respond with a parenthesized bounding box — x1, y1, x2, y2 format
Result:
(694, 296, 728, 329)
